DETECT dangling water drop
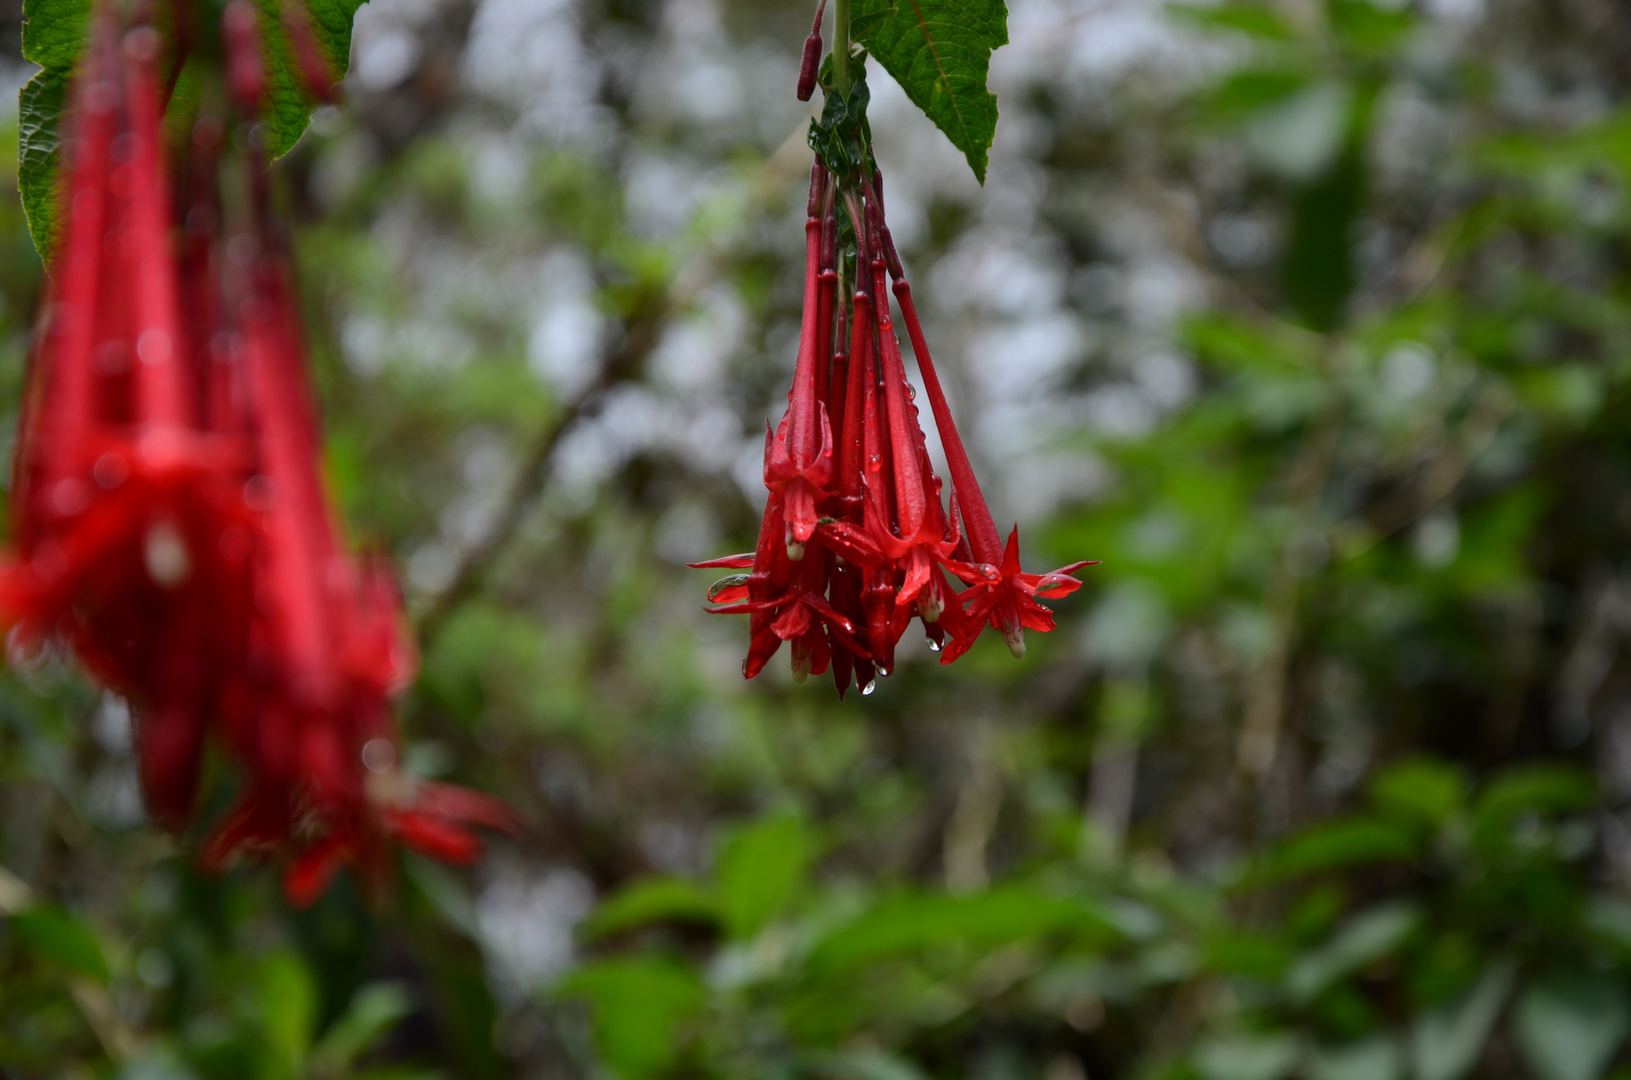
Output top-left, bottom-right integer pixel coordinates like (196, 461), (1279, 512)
(860, 679), (877, 696)
(926, 637), (942, 653)
(867, 451), (882, 473)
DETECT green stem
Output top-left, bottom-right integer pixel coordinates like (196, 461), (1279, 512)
(832, 0), (851, 96)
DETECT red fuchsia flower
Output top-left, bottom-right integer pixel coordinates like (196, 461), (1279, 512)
(201, 4), (515, 906)
(693, 163), (869, 685)
(0, 0), (515, 906)
(0, 10), (260, 826)
(206, 251), (516, 905)
(872, 171), (1096, 662)
(694, 59), (1093, 695)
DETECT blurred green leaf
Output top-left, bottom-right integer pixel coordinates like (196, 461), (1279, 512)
(1584, 895), (1631, 953)
(1327, 0), (1417, 54)
(1243, 817), (1420, 887)
(1198, 68), (1312, 124)
(582, 877), (719, 941)
(1286, 902), (1421, 1004)
(9, 906), (109, 983)
(1195, 1033), (1303, 1080)
(256, 951), (317, 1080)
(310, 981), (414, 1077)
(1168, 2), (1297, 41)
(1369, 758), (1465, 826)
(1471, 766), (1596, 853)
(559, 957), (708, 1080)
(1512, 970), (1631, 1080)
(1308, 1035), (1401, 1080)
(717, 808), (817, 939)
(1410, 959), (1515, 1080)
(804, 890), (1114, 977)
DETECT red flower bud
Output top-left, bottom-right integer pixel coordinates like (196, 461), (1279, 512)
(797, 0), (827, 101)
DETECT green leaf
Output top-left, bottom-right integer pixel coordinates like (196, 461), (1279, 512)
(18, 69), (68, 264)
(716, 809), (817, 939)
(850, 0), (1007, 183)
(1286, 902), (1421, 1004)
(16, 0), (367, 263)
(252, 0), (368, 160)
(558, 957), (707, 1080)
(1198, 68), (1313, 124)
(1242, 816), (1421, 887)
(8, 905), (109, 982)
(1167, 2), (1298, 42)
(256, 951), (317, 1080)
(581, 877), (720, 941)
(1369, 758), (1466, 826)
(310, 982), (415, 1075)
(1409, 959), (1515, 1080)
(22, 0), (90, 70)
(1308, 1036), (1402, 1080)
(1512, 971), (1631, 1080)
(807, 1049), (932, 1080)
(1471, 766), (1596, 853)
(1584, 894), (1631, 953)
(1194, 1033), (1303, 1080)
(804, 889), (1114, 976)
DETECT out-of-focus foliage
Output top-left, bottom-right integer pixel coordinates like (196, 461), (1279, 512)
(6, 0), (1631, 1077)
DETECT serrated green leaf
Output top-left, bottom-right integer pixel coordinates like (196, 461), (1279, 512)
(18, 69), (67, 263)
(22, 0), (91, 71)
(253, 0), (367, 159)
(16, 0), (368, 263)
(851, 0), (1006, 183)
(1513, 971), (1631, 1080)
(8, 905), (109, 982)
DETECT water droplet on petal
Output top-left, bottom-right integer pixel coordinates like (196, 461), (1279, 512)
(860, 679), (877, 696)
(926, 637), (941, 652)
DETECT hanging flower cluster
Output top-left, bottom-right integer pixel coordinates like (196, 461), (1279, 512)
(1, 0), (513, 905)
(694, 58), (1093, 698)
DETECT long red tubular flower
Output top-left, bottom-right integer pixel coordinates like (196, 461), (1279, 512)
(871, 170), (1096, 661)
(0, 0), (515, 905)
(697, 51), (1093, 691)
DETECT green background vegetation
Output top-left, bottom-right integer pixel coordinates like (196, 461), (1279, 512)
(5, 0), (1631, 1077)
